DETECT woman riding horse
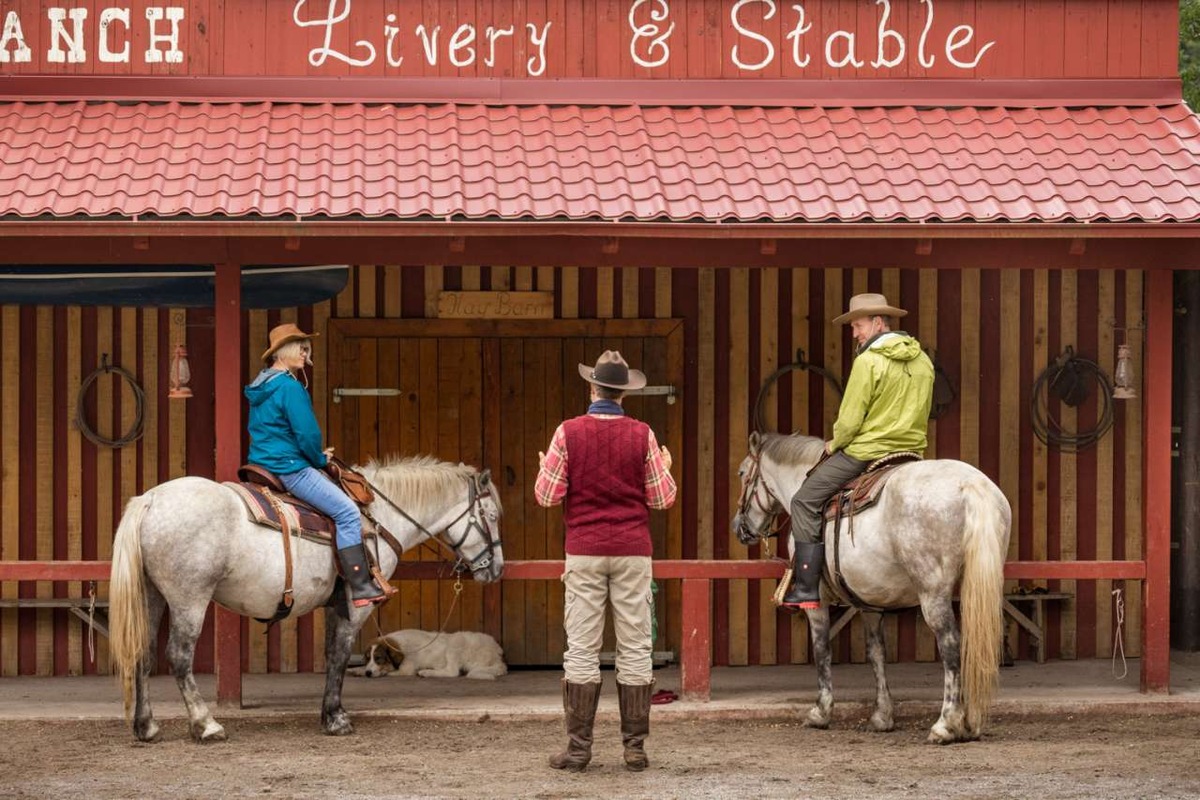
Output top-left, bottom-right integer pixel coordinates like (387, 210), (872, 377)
(245, 323), (387, 608)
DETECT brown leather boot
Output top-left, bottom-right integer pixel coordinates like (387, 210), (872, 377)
(617, 681), (654, 771)
(549, 680), (602, 772)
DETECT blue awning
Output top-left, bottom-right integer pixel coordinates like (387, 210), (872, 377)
(0, 264), (349, 308)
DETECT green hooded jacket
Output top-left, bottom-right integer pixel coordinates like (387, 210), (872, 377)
(830, 332), (934, 462)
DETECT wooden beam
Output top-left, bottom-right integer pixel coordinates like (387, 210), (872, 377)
(1142, 269), (1173, 693)
(213, 262), (243, 707)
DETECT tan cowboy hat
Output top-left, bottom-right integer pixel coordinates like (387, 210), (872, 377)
(577, 350), (648, 391)
(832, 293), (909, 325)
(261, 323), (318, 364)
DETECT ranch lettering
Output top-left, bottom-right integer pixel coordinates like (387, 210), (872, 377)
(0, 1), (994, 74)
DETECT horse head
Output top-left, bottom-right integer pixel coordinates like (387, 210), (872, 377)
(363, 457), (505, 583)
(440, 468), (505, 583)
(732, 431), (786, 545)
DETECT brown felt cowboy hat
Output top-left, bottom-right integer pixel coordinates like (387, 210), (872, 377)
(832, 293), (909, 325)
(261, 323), (318, 364)
(577, 350), (647, 391)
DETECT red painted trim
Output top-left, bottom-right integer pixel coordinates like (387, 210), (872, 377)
(213, 262), (243, 706)
(0, 76), (1179, 107)
(1, 222), (1199, 241)
(0, 559), (1153, 582)
(1142, 270), (1172, 693)
(680, 578), (712, 702)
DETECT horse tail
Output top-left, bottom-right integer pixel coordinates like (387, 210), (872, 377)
(109, 493), (153, 722)
(959, 478), (1011, 736)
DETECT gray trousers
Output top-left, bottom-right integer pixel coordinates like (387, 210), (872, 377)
(790, 451), (869, 546)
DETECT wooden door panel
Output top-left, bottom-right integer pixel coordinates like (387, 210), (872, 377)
(327, 319), (684, 667)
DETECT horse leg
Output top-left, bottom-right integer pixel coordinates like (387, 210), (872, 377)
(131, 583), (167, 742)
(167, 601), (226, 743)
(921, 595), (970, 744)
(321, 605), (364, 736)
(803, 607), (834, 729)
(863, 611), (894, 732)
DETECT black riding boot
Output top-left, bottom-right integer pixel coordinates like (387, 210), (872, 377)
(781, 541), (825, 610)
(336, 544), (388, 608)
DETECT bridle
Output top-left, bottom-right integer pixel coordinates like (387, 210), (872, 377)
(736, 447), (788, 542)
(362, 471), (500, 576)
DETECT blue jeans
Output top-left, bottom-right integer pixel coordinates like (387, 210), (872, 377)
(279, 466), (361, 550)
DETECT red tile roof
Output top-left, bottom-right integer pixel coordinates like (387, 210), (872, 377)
(2, 101), (1199, 224)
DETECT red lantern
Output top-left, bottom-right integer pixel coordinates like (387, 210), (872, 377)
(169, 344), (192, 399)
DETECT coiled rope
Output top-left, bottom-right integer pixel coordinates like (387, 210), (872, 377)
(1030, 346), (1115, 453)
(75, 355), (146, 449)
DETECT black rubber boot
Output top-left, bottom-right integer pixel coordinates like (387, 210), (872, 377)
(781, 541), (825, 611)
(336, 545), (388, 608)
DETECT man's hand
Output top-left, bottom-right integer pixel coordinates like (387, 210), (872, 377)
(660, 446), (673, 471)
(323, 446), (335, 460)
(538, 450), (546, 468)
(824, 441), (834, 455)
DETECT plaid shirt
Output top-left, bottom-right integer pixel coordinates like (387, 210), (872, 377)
(535, 415), (677, 510)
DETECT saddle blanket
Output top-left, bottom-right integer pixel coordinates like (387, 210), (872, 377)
(224, 481), (336, 545)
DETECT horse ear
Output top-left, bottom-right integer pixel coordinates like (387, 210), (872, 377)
(479, 468), (492, 486)
(748, 431), (761, 451)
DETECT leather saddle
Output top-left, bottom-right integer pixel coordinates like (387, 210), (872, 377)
(226, 465), (338, 545)
(822, 451), (923, 522)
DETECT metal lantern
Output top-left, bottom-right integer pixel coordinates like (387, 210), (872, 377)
(1112, 343), (1136, 400)
(168, 344), (193, 399)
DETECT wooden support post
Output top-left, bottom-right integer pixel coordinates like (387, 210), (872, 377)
(1142, 269), (1172, 693)
(214, 262), (243, 707)
(680, 578), (711, 702)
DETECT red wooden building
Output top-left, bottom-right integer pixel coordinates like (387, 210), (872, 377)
(0, 0), (1197, 700)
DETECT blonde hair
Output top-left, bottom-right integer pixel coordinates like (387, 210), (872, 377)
(272, 339), (310, 366)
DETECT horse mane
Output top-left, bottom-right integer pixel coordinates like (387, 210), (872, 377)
(758, 432), (826, 469)
(363, 456), (501, 516)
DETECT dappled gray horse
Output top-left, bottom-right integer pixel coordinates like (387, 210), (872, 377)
(110, 457), (503, 742)
(733, 433), (1009, 744)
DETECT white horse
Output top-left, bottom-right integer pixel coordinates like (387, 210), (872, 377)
(732, 433), (1010, 744)
(109, 456), (504, 742)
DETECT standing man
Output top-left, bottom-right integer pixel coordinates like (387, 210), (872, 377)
(535, 351), (677, 773)
(781, 293), (935, 611)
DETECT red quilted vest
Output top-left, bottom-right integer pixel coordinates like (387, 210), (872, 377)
(561, 415), (652, 557)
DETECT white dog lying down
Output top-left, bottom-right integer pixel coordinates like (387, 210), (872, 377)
(350, 630), (507, 680)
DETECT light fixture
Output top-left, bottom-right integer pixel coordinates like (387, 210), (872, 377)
(1112, 342), (1136, 400)
(168, 344), (192, 399)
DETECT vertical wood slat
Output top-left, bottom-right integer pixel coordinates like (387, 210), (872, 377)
(66, 308), (83, 674)
(1124, 272), (1144, 656)
(94, 308), (114, 674)
(790, 269), (810, 664)
(757, 269), (778, 666)
(1058, 271), (1078, 659)
(0, 307), (16, 676)
(916, 269), (938, 662)
(696, 269), (716, 563)
(246, 309), (269, 675)
(1095, 271), (1116, 656)
(35, 308), (54, 674)
(727, 269), (750, 666)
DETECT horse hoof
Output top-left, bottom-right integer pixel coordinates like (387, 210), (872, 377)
(926, 723), (957, 745)
(134, 719), (161, 743)
(192, 721), (227, 743)
(869, 714), (895, 733)
(325, 722), (355, 736)
(803, 709), (831, 729)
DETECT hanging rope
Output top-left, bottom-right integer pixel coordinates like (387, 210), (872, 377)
(753, 349), (844, 434)
(75, 355), (146, 449)
(1030, 346), (1115, 452)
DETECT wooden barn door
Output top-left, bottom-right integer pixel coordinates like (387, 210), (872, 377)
(326, 319), (684, 666)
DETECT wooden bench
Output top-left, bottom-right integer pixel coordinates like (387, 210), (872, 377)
(827, 592), (1073, 664)
(0, 597), (111, 639)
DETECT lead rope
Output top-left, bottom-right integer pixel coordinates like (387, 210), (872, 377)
(371, 574), (465, 656)
(86, 581), (97, 665)
(1111, 587), (1128, 679)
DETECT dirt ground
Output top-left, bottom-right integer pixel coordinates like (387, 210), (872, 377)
(2, 711), (1198, 800)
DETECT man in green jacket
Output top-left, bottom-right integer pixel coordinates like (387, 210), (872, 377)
(781, 293), (935, 610)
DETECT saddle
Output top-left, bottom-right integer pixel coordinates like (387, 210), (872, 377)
(820, 451), (923, 611)
(225, 464), (400, 625)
